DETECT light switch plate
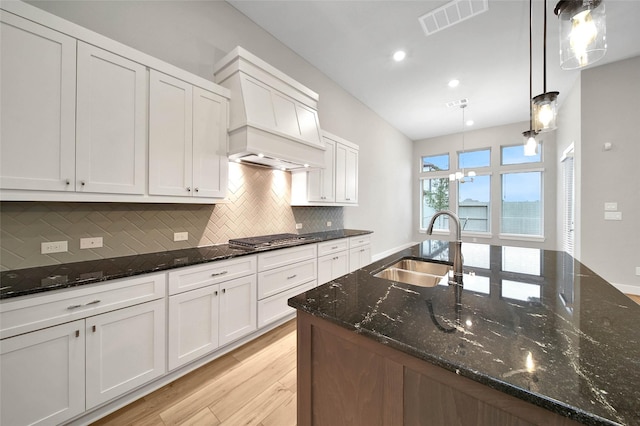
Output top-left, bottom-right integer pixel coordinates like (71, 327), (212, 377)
(604, 211), (622, 221)
(604, 202), (618, 211)
(296, 223), (303, 230)
(636, 267), (640, 276)
(174, 232), (188, 242)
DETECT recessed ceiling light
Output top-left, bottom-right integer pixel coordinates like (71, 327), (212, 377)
(448, 79), (460, 88)
(466, 120), (474, 126)
(393, 50), (406, 62)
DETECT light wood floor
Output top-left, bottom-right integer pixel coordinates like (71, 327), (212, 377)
(92, 319), (297, 426)
(628, 294), (640, 304)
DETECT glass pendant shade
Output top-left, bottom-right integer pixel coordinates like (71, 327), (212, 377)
(523, 130), (539, 156)
(532, 91), (559, 132)
(555, 0), (606, 70)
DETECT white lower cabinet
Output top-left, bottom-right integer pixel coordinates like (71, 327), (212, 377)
(348, 234), (372, 272)
(257, 245), (318, 327)
(0, 273), (166, 426)
(85, 299), (166, 409)
(167, 257), (257, 371)
(0, 320), (85, 426)
(317, 239), (350, 285)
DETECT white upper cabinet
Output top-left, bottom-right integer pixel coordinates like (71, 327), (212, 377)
(149, 70), (194, 197)
(149, 71), (228, 199)
(0, 2), (229, 203)
(336, 141), (358, 204)
(76, 42), (147, 194)
(0, 11), (77, 192)
(193, 87), (228, 198)
(307, 137), (336, 203)
(291, 131), (358, 206)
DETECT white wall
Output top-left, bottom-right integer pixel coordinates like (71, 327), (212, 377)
(26, 0), (415, 257)
(579, 56), (640, 290)
(413, 121), (558, 250)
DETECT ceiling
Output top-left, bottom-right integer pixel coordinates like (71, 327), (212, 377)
(228, 0), (640, 140)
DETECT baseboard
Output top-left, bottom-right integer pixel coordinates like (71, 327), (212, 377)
(613, 283), (640, 296)
(372, 241), (418, 263)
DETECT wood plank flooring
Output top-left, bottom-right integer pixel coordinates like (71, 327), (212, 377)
(91, 320), (297, 426)
(92, 293), (640, 426)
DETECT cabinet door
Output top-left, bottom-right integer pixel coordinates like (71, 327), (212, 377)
(308, 138), (335, 202)
(219, 275), (257, 346)
(192, 87), (228, 198)
(76, 42), (147, 195)
(0, 320), (85, 426)
(85, 299), (166, 409)
(168, 285), (220, 371)
(349, 245), (372, 272)
(149, 70), (193, 196)
(0, 12), (76, 192)
(336, 143), (358, 204)
(318, 251), (350, 286)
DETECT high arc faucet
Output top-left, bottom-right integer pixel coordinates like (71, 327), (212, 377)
(426, 210), (464, 292)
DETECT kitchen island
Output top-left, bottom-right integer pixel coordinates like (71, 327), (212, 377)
(288, 240), (640, 426)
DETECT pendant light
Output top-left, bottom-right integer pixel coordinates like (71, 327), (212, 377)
(533, 0), (560, 133)
(449, 103), (476, 183)
(554, 0), (606, 70)
(523, 0), (539, 156)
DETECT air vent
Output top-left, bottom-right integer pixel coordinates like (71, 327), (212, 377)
(446, 98), (468, 108)
(419, 0), (489, 37)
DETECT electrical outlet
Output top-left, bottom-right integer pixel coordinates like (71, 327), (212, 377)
(174, 232), (188, 242)
(295, 223), (303, 230)
(604, 211), (622, 221)
(327, 221), (332, 227)
(41, 241), (68, 254)
(604, 202), (618, 211)
(80, 237), (103, 249)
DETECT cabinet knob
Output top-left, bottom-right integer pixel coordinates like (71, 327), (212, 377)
(222, 288), (226, 294)
(65, 179), (70, 185)
(92, 325), (96, 333)
(195, 187), (199, 192)
(214, 290), (218, 296)
(75, 330), (80, 338)
(186, 187), (191, 192)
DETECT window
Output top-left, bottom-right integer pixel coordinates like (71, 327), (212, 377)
(501, 144), (542, 165)
(458, 175), (490, 233)
(459, 149), (490, 169)
(501, 172), (542, 236)
(422, 154), (449, 172)
(421, 177), (449, 230)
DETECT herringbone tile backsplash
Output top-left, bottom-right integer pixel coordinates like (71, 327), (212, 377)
(0, 163), (343, 271)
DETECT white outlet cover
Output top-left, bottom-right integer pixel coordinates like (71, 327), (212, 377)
(604, 211), (622, 221)
(174, 232), (188, 242)
(295, 223), (303, 230)
(80, 237), (103, 249)
(327, 221), (332, 227)
(604, 202), (618, 211)
(41, 241), (68, 254)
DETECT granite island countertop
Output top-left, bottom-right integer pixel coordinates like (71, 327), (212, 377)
(288, 240), (640, 426)
(0, 229), (371, 300)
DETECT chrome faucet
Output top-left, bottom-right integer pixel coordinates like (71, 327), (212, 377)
(426, 210), (463, 290)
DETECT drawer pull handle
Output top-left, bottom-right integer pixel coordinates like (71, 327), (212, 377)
(92, 325), (96, 332)
(331, 246), (338, 249)
(84, 300), (100, 306)
(67, 304), (82, 310)
(287, 274), (297, 279)
(75, 330), (80, 338)
(211, 271), (228, 277)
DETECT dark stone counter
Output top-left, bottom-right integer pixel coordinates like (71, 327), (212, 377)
(0, 229), (372, 299)
(288, 240), (640, 426)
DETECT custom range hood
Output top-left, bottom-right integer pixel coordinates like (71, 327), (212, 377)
(213, 47), (325, 170)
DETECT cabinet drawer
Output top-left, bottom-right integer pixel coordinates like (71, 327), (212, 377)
(258, 280), (316, 328)
(0, 273), (166, 340)
(349, 234), (371, 249)
(257, 244), (317, 272)
(317, 238), (349, 256)
(258, 258), (317, 300)
(168, 255), (256, 295)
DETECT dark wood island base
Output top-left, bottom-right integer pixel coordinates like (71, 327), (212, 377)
(296, 311), (582, 426)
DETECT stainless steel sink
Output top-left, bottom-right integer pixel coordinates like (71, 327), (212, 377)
(373, 258), (452, 288)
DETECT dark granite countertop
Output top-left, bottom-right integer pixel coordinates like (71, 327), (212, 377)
(0, 229), (372, 300)
(288, 240), (640, 426)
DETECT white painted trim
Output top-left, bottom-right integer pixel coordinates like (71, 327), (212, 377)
(613, 283), (640, 296)
(372, 242), (417, 262)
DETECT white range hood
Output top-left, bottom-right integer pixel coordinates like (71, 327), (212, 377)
(213, 47), (325, 170)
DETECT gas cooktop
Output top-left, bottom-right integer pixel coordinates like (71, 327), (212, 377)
(228, 233), (316, 250)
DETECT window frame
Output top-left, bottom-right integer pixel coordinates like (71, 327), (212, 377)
(499, 168), (545, 242)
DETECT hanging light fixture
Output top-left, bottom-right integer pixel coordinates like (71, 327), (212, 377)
(524, 0), (539, 156)
(554, 0), (606, 70)
(533, 0), (560, 133)
(449, 103), (476, 183)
